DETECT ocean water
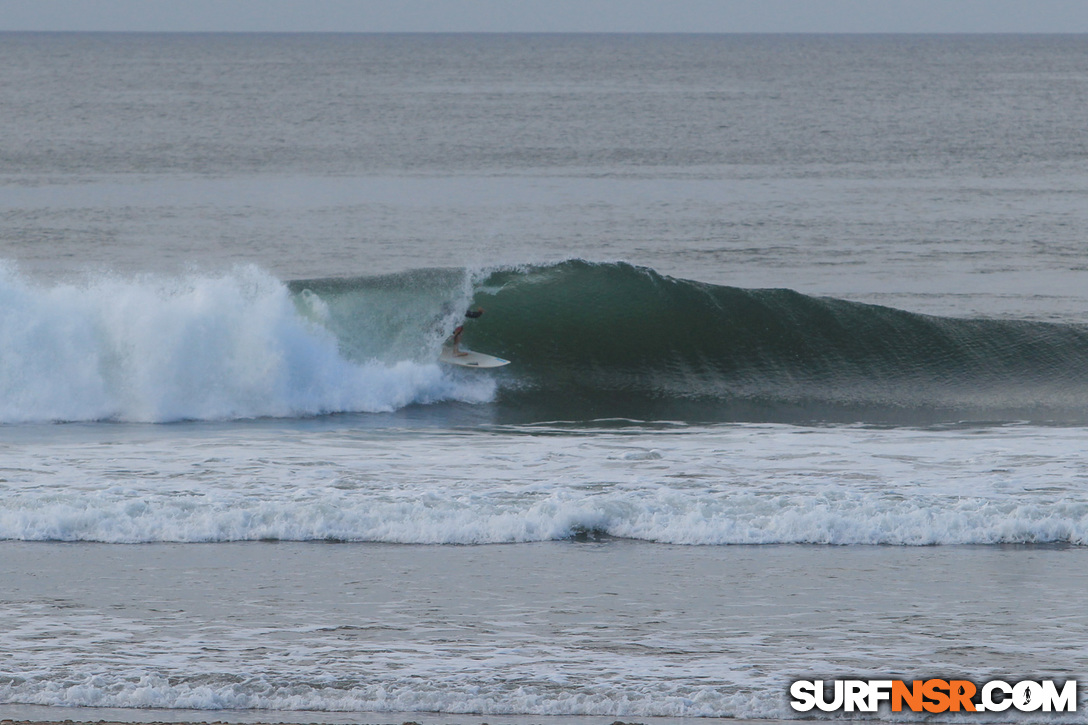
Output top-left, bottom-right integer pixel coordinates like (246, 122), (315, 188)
(2, 32), (1088, 722)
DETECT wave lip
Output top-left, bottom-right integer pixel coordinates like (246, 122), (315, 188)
(0, 264), (492, 424)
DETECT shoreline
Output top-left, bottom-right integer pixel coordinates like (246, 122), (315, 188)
(1, 713), (782, 725)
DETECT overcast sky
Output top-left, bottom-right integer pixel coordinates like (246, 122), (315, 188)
(2, 0), (1088, 34)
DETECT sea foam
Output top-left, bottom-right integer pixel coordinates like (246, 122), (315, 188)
(3, 422), (1087, 546)
(0, 264), (492, 423)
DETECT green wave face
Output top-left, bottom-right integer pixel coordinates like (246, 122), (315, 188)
(294, 261), (1088, 424)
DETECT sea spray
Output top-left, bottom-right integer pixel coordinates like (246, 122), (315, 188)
(0, 264), (493, 423)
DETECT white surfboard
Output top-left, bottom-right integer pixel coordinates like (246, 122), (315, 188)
(440, 347), (510, 368)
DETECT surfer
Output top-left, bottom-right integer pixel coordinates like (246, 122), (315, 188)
(452, 307), (484, 356)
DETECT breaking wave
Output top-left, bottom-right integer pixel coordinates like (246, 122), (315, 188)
(0, 263), (492, 423)
(5, 258), (1088, 424)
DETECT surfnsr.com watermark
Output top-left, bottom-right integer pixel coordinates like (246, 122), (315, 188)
(790, 679), (1078, 713)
